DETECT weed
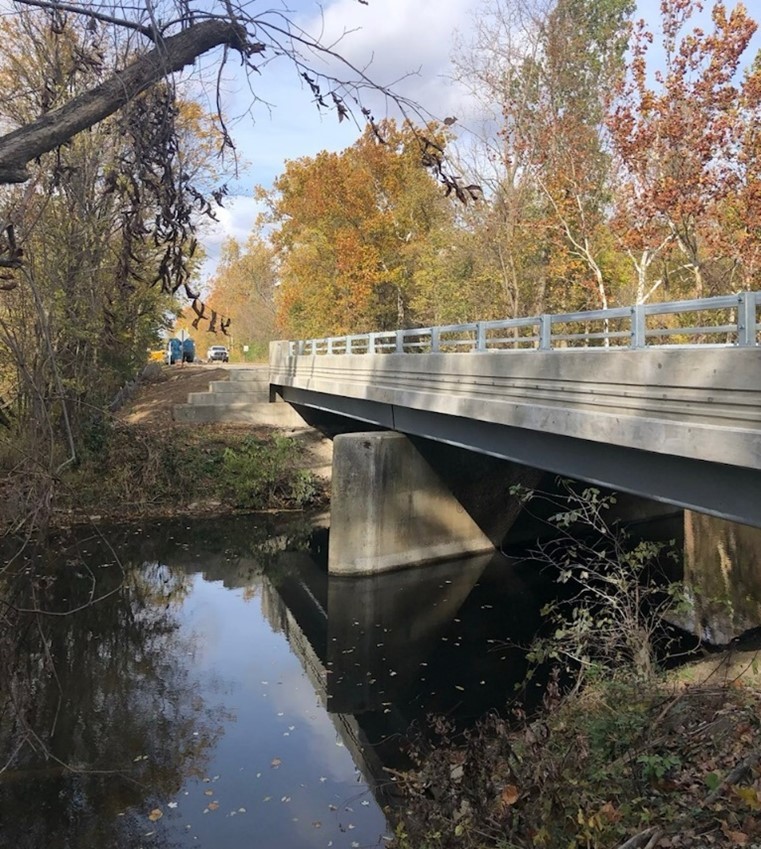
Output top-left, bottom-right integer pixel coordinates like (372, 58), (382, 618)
(221, 434), (318, 509)
(55, 426), (322, 519)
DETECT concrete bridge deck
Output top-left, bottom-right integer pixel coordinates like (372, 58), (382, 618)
(269, 293), (761, 529)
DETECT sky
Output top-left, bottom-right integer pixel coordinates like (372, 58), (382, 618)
(196, 0), (761, 283)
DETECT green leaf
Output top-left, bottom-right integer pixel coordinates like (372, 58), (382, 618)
(704, 772), (721, 791)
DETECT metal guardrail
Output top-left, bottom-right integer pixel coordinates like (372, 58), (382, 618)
(288, 292), (761, 356)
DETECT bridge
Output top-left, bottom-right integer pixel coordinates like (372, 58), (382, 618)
(269, 293), (761, 574)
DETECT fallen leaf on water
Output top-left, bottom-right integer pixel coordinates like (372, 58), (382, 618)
(204, 790), (213, 796)
(312, 821), (322, 828)
(148, 808), (163, 822)
(238, 807), (246, 813)
(271, 757), (282, 768)
(208, 801), (219, 811)
(167, 802), (178, 809)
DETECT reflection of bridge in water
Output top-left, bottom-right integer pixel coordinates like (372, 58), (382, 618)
(146, 509), (761, 811)
(258, 550), (492, 800)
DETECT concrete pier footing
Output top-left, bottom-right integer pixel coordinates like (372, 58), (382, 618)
(328, 432), (495, 576)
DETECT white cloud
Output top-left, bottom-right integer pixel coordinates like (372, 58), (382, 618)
(298, 0), (479, 119)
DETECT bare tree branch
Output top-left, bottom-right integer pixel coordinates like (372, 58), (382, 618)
(11, 0), (157, 40)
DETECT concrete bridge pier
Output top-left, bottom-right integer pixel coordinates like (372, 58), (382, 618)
(328, 431), (541, 576)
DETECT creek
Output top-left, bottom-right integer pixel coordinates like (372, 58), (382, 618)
(0, 509), (759, 848)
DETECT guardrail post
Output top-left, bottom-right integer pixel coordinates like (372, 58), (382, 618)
(431, 327), (440, 353)
(539, 315), (552, 350)
(395, 330), (404, 353)
(475, 322), (486, 351)
(631, 304), (646, 348)
(737, 292), (757, 347)
(327, 338), (334, 354)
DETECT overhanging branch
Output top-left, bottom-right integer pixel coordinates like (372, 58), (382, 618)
(0, 18), (262, 184)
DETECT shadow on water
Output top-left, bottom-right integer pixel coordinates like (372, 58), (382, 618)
(263, 546), (549, 798)
(0, 535), (224, 849)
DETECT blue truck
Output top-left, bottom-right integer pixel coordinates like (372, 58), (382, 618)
(165, 337), (196, 364)
(182, 337), (196, 363)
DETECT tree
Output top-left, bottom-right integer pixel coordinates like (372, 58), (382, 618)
(517, 0), (635, 310)
(0, 1), (452, 531)
(182, 235), (278, 360)
(607, 0), (761, 298)
(0, 11), (220, 529)
(0, 0), (387, 185)
(0, 0), (457, 299)
(450, 0), (554, 318)
(265, 120), (459, 338)
(453, 0), (634, 313)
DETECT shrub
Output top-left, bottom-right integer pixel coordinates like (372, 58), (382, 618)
(518, 480), (682, 689)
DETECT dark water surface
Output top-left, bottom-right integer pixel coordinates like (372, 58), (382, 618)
(3, 509), (760, 849)
(0, 515), (546, 849)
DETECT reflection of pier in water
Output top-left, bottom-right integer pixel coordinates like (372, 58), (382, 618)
(259, 551), (491, 799)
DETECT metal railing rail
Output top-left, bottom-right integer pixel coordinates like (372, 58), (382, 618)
(288, 292), (761, 357)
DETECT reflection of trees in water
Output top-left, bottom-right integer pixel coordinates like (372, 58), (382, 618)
(0, 535), (224, 849)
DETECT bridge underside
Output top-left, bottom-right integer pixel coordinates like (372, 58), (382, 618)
(279, 385), (761, 530)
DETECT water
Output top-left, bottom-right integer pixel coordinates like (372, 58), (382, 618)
(0, 515), (546, 849)
(3, 509), (760, 848)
